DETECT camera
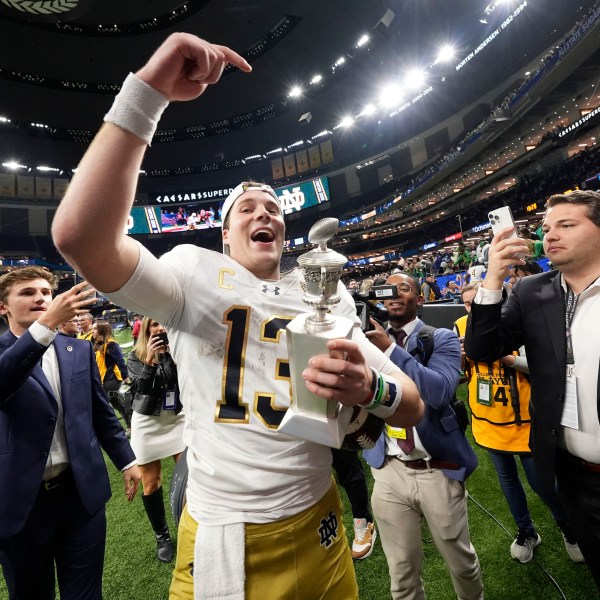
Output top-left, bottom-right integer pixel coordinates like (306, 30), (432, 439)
(155, 331), (169, 347)
(350, 285), (398, 332)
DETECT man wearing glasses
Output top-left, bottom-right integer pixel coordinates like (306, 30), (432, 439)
(365, 272), (483, 600)
(58, 317), (79, 338)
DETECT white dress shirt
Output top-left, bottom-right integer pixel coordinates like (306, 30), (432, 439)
(383, 317), (431, 460)
(28, 321), (71, 479)
(475, 278), (600, 462)
(28, 321), (136, 477)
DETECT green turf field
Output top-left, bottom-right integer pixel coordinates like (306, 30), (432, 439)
(112, 325), (135, 356)
(0, 385), (595, 598)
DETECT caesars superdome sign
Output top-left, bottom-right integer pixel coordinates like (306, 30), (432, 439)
(154, 188), (233, 204)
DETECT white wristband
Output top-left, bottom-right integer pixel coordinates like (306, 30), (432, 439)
(367, 373), (402, 420)
(104, 73), (169, 145)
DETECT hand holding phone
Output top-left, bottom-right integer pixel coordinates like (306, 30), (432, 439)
(155, 331), (169, 347)
(489, 206), (528, 261)
(488, 206), (517, 239)
(484, 206), (529, 289)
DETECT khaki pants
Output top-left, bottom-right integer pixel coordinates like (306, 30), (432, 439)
(372, 458), (483, 600)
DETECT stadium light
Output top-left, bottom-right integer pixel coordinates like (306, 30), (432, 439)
(435, 44), (456, 63)
(2, 161), (26, 170)
(356, 34), (369, 48)
(405, 69), (426, 89)
(338, 116), (354, 128)
(288, 86), (303, 98)
(359, 104), (376, 117)
(378, 83), (403, 107)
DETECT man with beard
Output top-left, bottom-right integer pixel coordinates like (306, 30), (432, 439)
(364, 272), (482, 600)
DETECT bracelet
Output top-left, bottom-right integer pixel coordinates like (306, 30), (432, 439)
(37, 321), (58, 335)
(360, 368), (378, 405)
(104, 73), (170, 145)
(375, 372), (387, 404)
(365, 373), (402, 419)
(369, 372), (387, 410)
(369, 367), (377, 396)
(361, 368), (381, 408)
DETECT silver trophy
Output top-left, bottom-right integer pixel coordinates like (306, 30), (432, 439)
(278, 218), (354, 447)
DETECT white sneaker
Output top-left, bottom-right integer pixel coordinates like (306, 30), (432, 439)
(510, 530), (541, 563)
(351, 518), (377, 560)
(561, 533), (585, 563)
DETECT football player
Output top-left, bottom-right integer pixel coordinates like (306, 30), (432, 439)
(52, 33), (424, 600)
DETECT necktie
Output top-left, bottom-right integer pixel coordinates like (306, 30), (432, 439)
(390, 328), (407, 347)
(397, 427), (415, 454)
(389, 328), (415, 454)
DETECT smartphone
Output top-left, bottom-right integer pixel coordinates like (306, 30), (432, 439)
(488, 206), (517, 239)
(488, 206), (528, 259)
(155, 331), (169, 347)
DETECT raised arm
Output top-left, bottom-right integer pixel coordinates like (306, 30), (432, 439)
(52, 33), (251, 293)
(465, 227), (529, 361)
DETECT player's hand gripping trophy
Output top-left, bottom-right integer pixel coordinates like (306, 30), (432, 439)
(278, 218), (355, 446)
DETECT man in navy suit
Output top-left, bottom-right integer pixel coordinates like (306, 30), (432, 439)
(0, 266), (142, 599)
(365, 273), (483, 600)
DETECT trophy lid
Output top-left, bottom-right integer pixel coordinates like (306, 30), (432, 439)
(297, 218), (347, 269)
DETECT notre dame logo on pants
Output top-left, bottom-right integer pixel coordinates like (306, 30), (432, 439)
(169, 482), (358, 599)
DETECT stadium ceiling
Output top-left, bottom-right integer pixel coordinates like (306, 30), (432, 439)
(0, 0), (597, 183)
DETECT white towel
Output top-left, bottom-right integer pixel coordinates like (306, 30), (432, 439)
(194, 522), (245, 600)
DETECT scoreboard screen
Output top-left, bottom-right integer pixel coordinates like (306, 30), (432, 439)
(126, 177), (330, 235)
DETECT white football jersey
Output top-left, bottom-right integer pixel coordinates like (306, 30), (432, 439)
(108, 242), (402, 524)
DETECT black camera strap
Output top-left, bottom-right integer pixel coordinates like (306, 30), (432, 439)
(409, 324), (469, 433)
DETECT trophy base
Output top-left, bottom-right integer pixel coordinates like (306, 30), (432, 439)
(278, 404), (354, 448)
(278, 312), (355, 447)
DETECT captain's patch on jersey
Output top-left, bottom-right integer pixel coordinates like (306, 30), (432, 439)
(318, 510), (338, 548)
(261, 284), (281, 295)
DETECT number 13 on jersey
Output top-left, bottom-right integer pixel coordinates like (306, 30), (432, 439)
(215, 306), (294, 428)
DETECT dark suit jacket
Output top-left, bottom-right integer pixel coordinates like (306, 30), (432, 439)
(464, 270), (594, 494)
(364, 320), (477, 482)
(0, 329), (135, 538)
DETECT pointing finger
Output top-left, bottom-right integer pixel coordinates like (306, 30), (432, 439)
(214, 44), (252, 72)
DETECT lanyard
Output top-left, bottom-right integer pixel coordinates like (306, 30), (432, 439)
(565, 288), (579, 366)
